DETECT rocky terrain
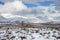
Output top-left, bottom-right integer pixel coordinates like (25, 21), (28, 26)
(0, 26), (60, 40)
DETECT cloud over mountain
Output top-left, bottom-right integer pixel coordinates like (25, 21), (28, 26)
(0, 0), (60, 23)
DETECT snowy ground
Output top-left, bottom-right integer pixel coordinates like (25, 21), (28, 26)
(0, 27), (60, 40)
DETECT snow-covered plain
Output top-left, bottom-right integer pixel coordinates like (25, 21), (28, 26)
(0, 27), (60, 40)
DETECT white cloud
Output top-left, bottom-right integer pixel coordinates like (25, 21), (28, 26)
(0, 1), (30, 20)
(11, 1), (27, 11)
(0, 0), (27, 13)
(0, 0), (60, 11)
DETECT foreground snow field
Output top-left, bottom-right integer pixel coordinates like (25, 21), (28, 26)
(0, 27), (60, 40)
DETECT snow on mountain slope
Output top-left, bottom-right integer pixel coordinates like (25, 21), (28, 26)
(0, 15), (7, 21)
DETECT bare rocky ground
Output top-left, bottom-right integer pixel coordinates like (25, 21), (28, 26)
(0, 26), (60, 40)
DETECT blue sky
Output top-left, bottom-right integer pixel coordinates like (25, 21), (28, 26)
(24, 1), (54, 8)
(0, 1), (4, 5)
(0, 1), (55, 8)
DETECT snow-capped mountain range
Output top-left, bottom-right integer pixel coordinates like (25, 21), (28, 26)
(0, 1), (60, 23)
